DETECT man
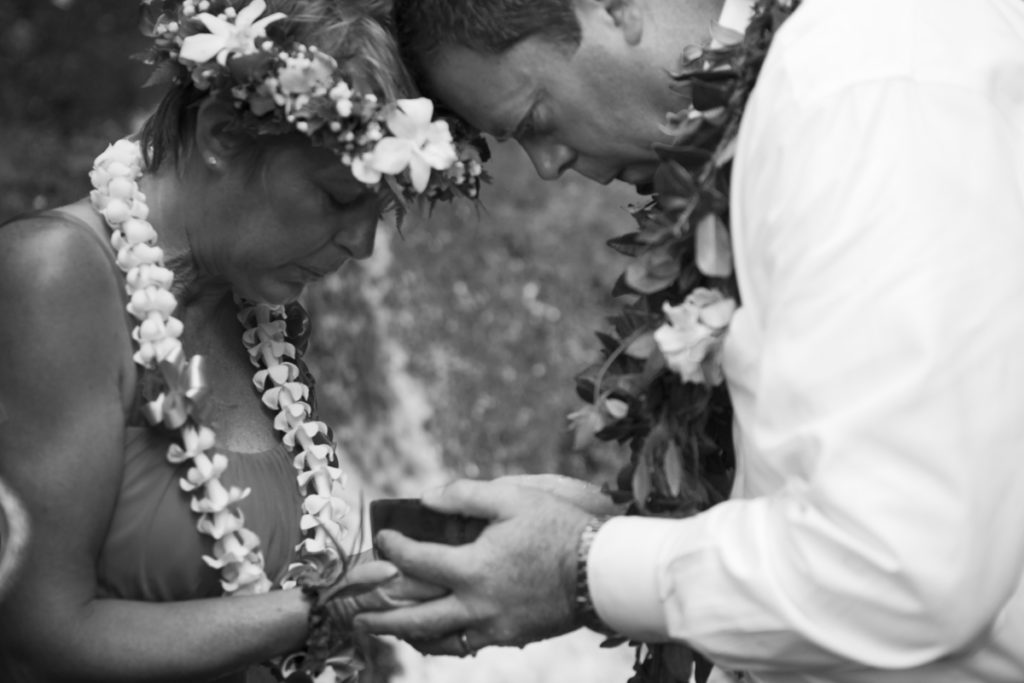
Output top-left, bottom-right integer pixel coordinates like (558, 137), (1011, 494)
(355, 1), (1024, 681)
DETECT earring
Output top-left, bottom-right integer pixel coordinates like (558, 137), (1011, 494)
(206, 155), (219, 168)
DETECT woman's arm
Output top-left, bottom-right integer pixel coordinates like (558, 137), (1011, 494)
(0, 217), (313, 682)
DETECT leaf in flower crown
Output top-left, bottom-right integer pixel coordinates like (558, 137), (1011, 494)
(141, 60), (181, 88)
(227, 50), (276, 84)
(138, 0), (162, 38)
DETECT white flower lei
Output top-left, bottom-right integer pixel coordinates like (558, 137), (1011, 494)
(90, 138), (353, 681)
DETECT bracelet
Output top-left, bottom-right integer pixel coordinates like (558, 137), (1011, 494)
(301, 582), (333, 671)
(575, 515), (616, 636)
(274, 576), (362, 682)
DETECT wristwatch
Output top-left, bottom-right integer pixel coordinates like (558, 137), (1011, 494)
(574, 515), (618, 636)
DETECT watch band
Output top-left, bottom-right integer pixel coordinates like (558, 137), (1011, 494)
(575, 515), (616, 636)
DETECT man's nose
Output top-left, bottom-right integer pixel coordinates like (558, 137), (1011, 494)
(522, 140), (577, 180)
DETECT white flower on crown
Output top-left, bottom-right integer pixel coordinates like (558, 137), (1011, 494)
(329, 81), (354, 118)
(353, 98), (459, 192)
(179, 0), (286, 66)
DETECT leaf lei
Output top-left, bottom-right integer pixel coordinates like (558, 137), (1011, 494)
(570, 1), (801, 681)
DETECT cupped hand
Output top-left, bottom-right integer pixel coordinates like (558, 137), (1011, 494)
(352, 479), (595, 656)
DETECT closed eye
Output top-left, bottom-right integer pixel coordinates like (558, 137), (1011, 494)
(323, 187), (372, 210)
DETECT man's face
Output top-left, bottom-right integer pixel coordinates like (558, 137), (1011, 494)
(423, 19), (681, 188)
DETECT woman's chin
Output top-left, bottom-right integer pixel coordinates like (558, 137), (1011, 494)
(237, 279), (306, 307)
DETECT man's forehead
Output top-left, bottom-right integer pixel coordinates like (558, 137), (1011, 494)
(425, 43), (536, 136)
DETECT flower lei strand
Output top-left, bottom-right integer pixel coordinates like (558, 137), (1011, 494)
(140, 0), (488, 204)
(90, 138), (361, 683)
(568, 2), (801, 682)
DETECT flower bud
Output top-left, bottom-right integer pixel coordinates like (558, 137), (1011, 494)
(102, 199), (132, 225)
(106, 177), (136, 201)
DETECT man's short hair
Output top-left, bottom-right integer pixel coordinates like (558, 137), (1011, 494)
(393, 0), (583, 68)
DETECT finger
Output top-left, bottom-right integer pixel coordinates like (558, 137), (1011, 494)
(353, 593), (467, 641)
(380, 574), (448, 604)
(341, 559), (400, 585)
(375, 530), (468, 587)
(422, 478), (538, 520)
(499, 473), (592, 494)
(499, 474), (620, 510)
(409, 631), (481, 658)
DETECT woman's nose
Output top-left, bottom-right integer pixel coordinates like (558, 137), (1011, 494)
(335, 206), (378, 260)
(523, 140), (577, 180)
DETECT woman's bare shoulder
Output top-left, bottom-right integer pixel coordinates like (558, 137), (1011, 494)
(0, 210), (132, 407)
(0, 210), (116, 290)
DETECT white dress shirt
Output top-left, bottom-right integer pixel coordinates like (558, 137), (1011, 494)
(588, 0), (1024, 681)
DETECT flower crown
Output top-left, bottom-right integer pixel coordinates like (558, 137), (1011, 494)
(139, 0), (487, 202)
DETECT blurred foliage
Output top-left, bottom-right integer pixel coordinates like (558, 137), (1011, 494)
(0, 0), (155, 219)
(0, 0), (642, 493)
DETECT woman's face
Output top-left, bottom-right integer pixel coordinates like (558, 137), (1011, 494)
(193, 142), (381, 305)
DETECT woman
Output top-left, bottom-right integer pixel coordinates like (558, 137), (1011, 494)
(0, 0), (481, 680)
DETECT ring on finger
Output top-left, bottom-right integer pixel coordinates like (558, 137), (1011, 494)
(458, 630), (476, 658)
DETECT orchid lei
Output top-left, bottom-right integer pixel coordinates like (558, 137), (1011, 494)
(89, 138), (360, 682)
(568, 2), (801, 682)
(140, 0), (487, 203)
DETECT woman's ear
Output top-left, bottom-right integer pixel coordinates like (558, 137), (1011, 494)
(194, 97), (244, 172)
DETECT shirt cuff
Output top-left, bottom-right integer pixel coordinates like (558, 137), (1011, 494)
(587, 515), (682, 641)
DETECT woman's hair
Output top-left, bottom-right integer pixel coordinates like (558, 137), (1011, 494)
(140, 0), (414, 170)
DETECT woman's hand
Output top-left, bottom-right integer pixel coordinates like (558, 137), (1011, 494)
(319, 559), (446, 632)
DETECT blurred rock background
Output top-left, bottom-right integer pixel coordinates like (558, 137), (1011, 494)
(0, 1), (643, 680)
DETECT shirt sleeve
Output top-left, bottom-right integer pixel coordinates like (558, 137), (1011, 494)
(587, 71), (1024, 672)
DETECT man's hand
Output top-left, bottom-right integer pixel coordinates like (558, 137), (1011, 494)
(352, 479), (596, 655)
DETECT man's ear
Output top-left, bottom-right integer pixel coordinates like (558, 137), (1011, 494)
(597, 0), (644, 45)
(194, 97), (244, 172)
